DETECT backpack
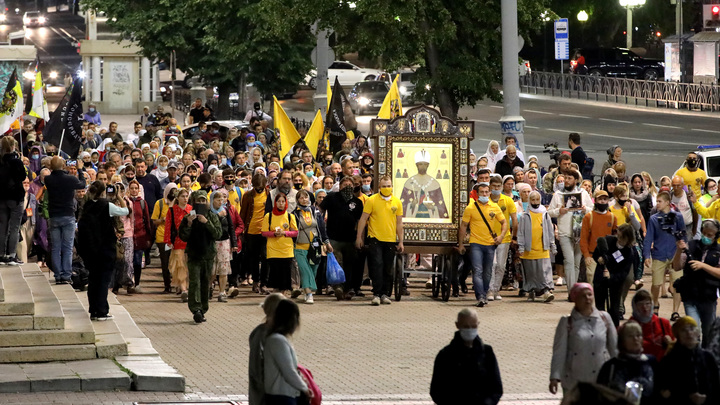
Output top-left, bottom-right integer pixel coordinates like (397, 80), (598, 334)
(582, 156), (595, 180)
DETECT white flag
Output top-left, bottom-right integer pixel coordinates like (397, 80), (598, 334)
(29, 70), (49, 121)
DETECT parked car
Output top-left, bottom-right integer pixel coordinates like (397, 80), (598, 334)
(182, 120), (250, 140)
(348, 81), (390, 115)
(306, 61), (386, 88)
(22, 11), (45, 27)
(570, 47), (664, 80)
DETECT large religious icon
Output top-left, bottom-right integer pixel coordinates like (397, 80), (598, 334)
(396, 147), (451, 222)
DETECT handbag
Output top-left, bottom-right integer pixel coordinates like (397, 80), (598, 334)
(297, 364), (321, 405)
(299, 208), (322, 265)
(115, 239), (125, 261)
(325, 253), (346, 285)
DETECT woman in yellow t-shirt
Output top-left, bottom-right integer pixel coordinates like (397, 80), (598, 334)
(517, 191), (557, 303)
(262, 194), (298, 294)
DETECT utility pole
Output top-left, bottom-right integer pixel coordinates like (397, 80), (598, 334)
(312, 24), (331, 116)
(499, 0), (526, 158)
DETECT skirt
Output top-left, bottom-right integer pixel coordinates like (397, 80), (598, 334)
(267, 257), (293, 291)
(521, 258), (554, 293)
(169, 249), (189, 289)
(213, 239), (232, 276)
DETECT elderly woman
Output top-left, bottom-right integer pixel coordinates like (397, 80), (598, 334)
(483, 140), (501, 172)
(657, 316), (720, 405)
(516, 182), (532, 214)
(597, 321), (657, 404)
(629, 289), (674, 361)
(550, 283), (618, 396)
(517, 190), (556, 302)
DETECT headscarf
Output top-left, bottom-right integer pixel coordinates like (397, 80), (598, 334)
(602, 174), (617, 193)
(209, 189), (227, 214)
(272, 193), (288, 216)
(631, 292), (653, 324)
(484, 140), (500, 172)
(163, 183), (178, 203)
(629, 173), (650, 202)
(569, 282), (593, 303)
(671, 316), (698, 338)
(97, 138), (113, 152)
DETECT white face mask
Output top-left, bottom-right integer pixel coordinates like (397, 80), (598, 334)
(710, 188), (718, 196)
(459, 328), (478, 342)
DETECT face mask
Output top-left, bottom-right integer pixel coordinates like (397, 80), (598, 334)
(478, 196), (489, 204)
(159, 165), (168, 171)
(151, 149), (158, 154)
(710, 189), (718, 196)
(353, 185), (362, 193)
(380, 187), (393, 197)
(362, 184), (371, 192)
(89, 108), (95, 112)
(212, 130), (219, 134)
(595, 203), (608, 212)
(702, 236), (714, 246)
(556, 182), (564, 190)
(618, 199), (628, 206)
(491, 189), (501, 196)
(352, 169), (360, 176)
(340, 186), (354, 200)
(31, 154), (39, 160)
(459, 328), (478, 342)
(126, 176), (135, 182)
(190, 175), (197, 182)
(531, 203), (540, 209)
(224, 179), (234, 185)
(687, 158), (698, 168)
(84, 161), (92, 168)
(306, 171), (314, 178)
(247, 141), (256, 147)
(324, 159), (333, 166)
(294, 183), (303, 190)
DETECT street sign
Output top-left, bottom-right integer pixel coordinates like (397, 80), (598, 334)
(554, 18), (569, 61)
(554, 18), (569, 41)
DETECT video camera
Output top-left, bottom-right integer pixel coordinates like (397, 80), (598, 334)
(543, 142), (561, 163)
(660, 211), (689, 255)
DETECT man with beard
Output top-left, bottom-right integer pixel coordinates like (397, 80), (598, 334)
(321, 176), (364, 299)
(264, 170), (297, 214)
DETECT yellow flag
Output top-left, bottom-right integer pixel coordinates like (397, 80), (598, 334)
(326, 79), (332, 111)
(273, 96), (301, 160)
(346, 130), (355, 140)
(378, 75), (403, 119)
(304, 109), (324, 158)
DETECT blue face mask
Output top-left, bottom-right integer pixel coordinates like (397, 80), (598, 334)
(702, 236), (714, 246)
(491, 189), (501, 196)
(306, 171), (314, 178)
(362, 184), (371, 192)
(478, 196), (489, 204)
(247, 141), (256, 147)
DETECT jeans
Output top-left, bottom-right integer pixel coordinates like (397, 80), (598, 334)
(132, 249), (144, 286)
(684, 300), (718, 348)
(0, 199), (24, 257)
(329, 239), (358, 292)
(366, 238), (396, 297)
(490, 242), (510, 293)
(558, 236), (582, 291)
(469, 243), (497, 301)
(49, 216), (76, 281)
(157, 243), (172, 289)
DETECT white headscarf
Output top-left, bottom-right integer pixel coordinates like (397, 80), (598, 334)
(484, 140), (500, 172)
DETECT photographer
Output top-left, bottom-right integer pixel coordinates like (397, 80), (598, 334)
(644, 191), (686, 320)
(672, 219), (720, 347)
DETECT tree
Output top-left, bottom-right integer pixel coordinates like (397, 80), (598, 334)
(281, 0), (550, 119)
(82, 0), (314, 119)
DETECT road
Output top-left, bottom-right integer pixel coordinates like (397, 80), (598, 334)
(282, 91), (720, 181)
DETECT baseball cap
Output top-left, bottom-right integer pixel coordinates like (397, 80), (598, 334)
(594, 190), (608, 199)
(168, 161), (179, 170)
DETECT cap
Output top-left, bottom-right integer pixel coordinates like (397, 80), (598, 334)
(168, 161), (179, 169)
(594, 190), (608, 199)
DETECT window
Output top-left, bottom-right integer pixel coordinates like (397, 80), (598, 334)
(704, 156), (720, 177)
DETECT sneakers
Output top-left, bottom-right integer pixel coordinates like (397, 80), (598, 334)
(371, 296), (381, 306)
(634, 280), (644, 290)
(542, 291), (555, 303)
(180, 291), (188, 302)
(487, 293), (494, 302)
(193, 310), (204, 323)
(127, 286), (137, 294)
(228, 287), (240, 298)
(380, 295), (392, 305)
(476, 300), (485, 307)
(494, 293), (502, 301)
(95, 314), (114, 321)
(291, 289), (303, 299)
(0, 256), (8, 265)
(425, 278), (433, 289)
(528, 290), (536, 302)
(305, 295), (314, 304)
(218, 293), (227, 302)
(7, 256), (22, 265)
(555, 277), (565, 286)
(252, 282), (260, 293)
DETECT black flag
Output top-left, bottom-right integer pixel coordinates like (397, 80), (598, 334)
(324, 77), (356, 153)
(45, 78), (84, 158)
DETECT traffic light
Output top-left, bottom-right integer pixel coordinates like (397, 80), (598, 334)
(704, 4), (720, 29)
(713, 5), (720, 18)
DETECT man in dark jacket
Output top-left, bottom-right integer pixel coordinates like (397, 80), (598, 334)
(494, 145), (524, 177)
(0, 137), (27, 265)
(430, 309), (503, 405)
(45, 156), (86, 283)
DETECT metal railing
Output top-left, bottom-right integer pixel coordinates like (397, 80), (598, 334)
(519, 72), (720, 112)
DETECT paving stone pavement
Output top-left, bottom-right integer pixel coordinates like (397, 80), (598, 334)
(3, 262), (706, 404)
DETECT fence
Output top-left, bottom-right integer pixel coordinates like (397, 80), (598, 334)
(173, 89), (312, 130)
(519, 72), (720, 112)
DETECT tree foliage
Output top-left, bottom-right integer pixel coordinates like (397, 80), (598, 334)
(278, 0), (550, 119)
(82, 0), (315, 118)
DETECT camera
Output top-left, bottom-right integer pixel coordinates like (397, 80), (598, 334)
(543, 142), (561, 163)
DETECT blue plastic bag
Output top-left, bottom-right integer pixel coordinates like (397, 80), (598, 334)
(325, 253), (346, 285)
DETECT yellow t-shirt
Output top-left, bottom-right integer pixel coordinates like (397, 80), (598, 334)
(226, 187), (242, 215)
(363, 194), (403, 243)
(248, 191), (268, 235)
(262, 212), (297, 259)
(151, 199), (171, 243)
(461, 199), (505, 246)
(492, 194), (517, 244)
(521, 211), (550, 260)
(675, 167), (706, 198)
(190, 182), (201, 191)
(609, 204), (639, 227)
(357, 193), (368, 205)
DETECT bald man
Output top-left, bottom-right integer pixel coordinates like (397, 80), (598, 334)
(671, 175), (696, 236)
(44, 156), (86, 284)
(430, 309), (503, 405)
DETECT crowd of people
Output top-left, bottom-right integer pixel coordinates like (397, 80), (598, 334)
(2, 99), (720, 404)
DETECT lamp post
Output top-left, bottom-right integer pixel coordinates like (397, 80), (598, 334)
(577, 10), (588, 47)
(620, 0), (646, 49)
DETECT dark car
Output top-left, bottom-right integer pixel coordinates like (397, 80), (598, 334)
(571, 47), (665, 80)
(348, 81), (390, 115)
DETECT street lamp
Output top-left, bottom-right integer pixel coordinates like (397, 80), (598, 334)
(577, 10), (588, 22)
(619, 0), (646, 48)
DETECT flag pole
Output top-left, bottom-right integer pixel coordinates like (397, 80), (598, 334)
(58, 128), (65, 155)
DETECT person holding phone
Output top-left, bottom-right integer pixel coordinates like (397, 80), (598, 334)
(179, 190), (222, 323)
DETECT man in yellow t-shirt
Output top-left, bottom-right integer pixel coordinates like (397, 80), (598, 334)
(458, 182), (508, 307)
(674, 152), (707, 199)
(488, 176), (518, 301)
(356, 175), (404, 306)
